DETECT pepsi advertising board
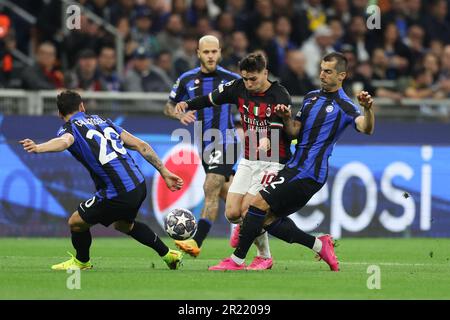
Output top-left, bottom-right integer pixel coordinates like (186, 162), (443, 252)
(0, 115), (449, 238)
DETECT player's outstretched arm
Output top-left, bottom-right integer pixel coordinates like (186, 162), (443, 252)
(275, 104), (301, 138)
(120, 130), (183, 191)
(164, 101), (182, 120)
(165, 101), (197, 125)
(355, 91), (375, 135)
(19, 133), (74, 153)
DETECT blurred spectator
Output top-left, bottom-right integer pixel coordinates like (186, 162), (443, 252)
(215, 12), (235, 43)
(341, 47), (374, 98)
(62, 14), (106, 67)
(115, 16), (137, 63)
(157, 13), (184, 54)
(423, 52), (440, 84)
(21, 42), (64, 90)
(34, 0), (62, 50)
(65, 49), (105, 91)
(350, 0), (369, 16)
(342, 15), (371, 63)
(110, 0), (136, 26)
(225, 0), (249, 31)
(272, 0), (293, 17)
(379, 22), (412, 79)
(86, 0), (112, 23)
(196, 16), (214, 36)
(326, 0), (352, 26)
(1, 13), (14, 88)
(404, 67), (444, 99)
(403, 24), (426, 70)
(98, 46), (121, 91)
(146, 0), (172, 33)
(423, 0), (450, 44)
(279, 50), (315, 96)
(383, 0), (409, 40)
(172, 0), (189, 16)
(292, 0), (327, 46)
(155, 50), (176, 81)
(130, 6), (161, 58)
(250, 19), (280, 76)
(438, 45), (450, 97)
(429, 39), (445, 59)
(328, 17), (345, 52)
(301, 25), (335, 81)
(186, 0), (220, 27)
(222, 30), (249, 72)
(246, 0), (274, 41)
(405, 0), (425, 26)
(173, 33), (198, 75)
(123, 46), (172, 92)
(356, 61), (404, 102)
(274, 16), (296, 75)
(371, 47), (390, 80)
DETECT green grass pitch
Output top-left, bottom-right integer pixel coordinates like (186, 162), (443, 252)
(1, 237), (449, 300)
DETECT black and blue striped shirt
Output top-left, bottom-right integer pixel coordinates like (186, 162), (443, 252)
(57, 112), (145, 200)
(169, 66), (240, 149)
(287, 88), (361, 183)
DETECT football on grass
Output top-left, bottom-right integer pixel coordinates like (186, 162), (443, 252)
(164, 208), (197, 240)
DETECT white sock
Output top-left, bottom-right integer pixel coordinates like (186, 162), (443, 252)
(312, 237), (323, 253)
(254, 231), (271, 259)
(231, 254), (245, 265)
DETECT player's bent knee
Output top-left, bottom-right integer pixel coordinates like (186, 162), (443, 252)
(114, 221), (133, 233)
(68, 211), (90, 231)
(263, 212), (278, 227)
(225, 208), (241, 224)
(250, 194), (270, 211)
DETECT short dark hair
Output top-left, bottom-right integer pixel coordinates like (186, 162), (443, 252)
(239, 52), (267, 73)
(57, 90), (82, 116)
(322, 52), (348, 73)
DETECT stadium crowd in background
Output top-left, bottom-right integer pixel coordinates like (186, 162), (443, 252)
(1, 0), (450, 116)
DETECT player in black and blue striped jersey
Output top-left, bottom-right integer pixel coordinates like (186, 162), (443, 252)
(164, 35), (241, 257)
(208, 52), (375, 271)
(19, 90), (184, 271)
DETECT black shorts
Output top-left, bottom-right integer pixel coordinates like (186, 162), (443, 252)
(78, 183), (147, 227)
(201, 143), (238, 181)
(260, 167), (324, 217)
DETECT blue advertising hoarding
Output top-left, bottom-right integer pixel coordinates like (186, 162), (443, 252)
(0, 114), (449, 238)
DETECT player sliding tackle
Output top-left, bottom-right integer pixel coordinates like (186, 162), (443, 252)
(176, 52), (293, 270)
(20, 90), (184, 270)
(181, 52), (375, 271)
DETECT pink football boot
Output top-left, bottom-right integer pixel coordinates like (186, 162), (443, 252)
(246, 256), (274, 270)
(316, 235), (339, 271)
(208, 257), (246, 271)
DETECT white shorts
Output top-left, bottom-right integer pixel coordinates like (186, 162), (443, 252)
(228, 158), (285, 195)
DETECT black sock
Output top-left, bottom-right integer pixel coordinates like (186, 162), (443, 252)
(193, 218), (212, 247)
(127, 221), (169, 256)
(265, 217), (315, 249)
(71, 230), (92, 263)
(233, 206), (266, 260)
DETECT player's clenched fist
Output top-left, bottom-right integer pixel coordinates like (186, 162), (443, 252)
(19, 139), (39, 153)
(356, 91), (373, 109)
(275, 104), (292, 119)
(175, 101), (188, 114)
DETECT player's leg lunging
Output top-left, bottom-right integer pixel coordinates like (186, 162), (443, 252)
(176, 173), (225, 257)
(113, 220), (182, 270)
(51, 211), (93, 270)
